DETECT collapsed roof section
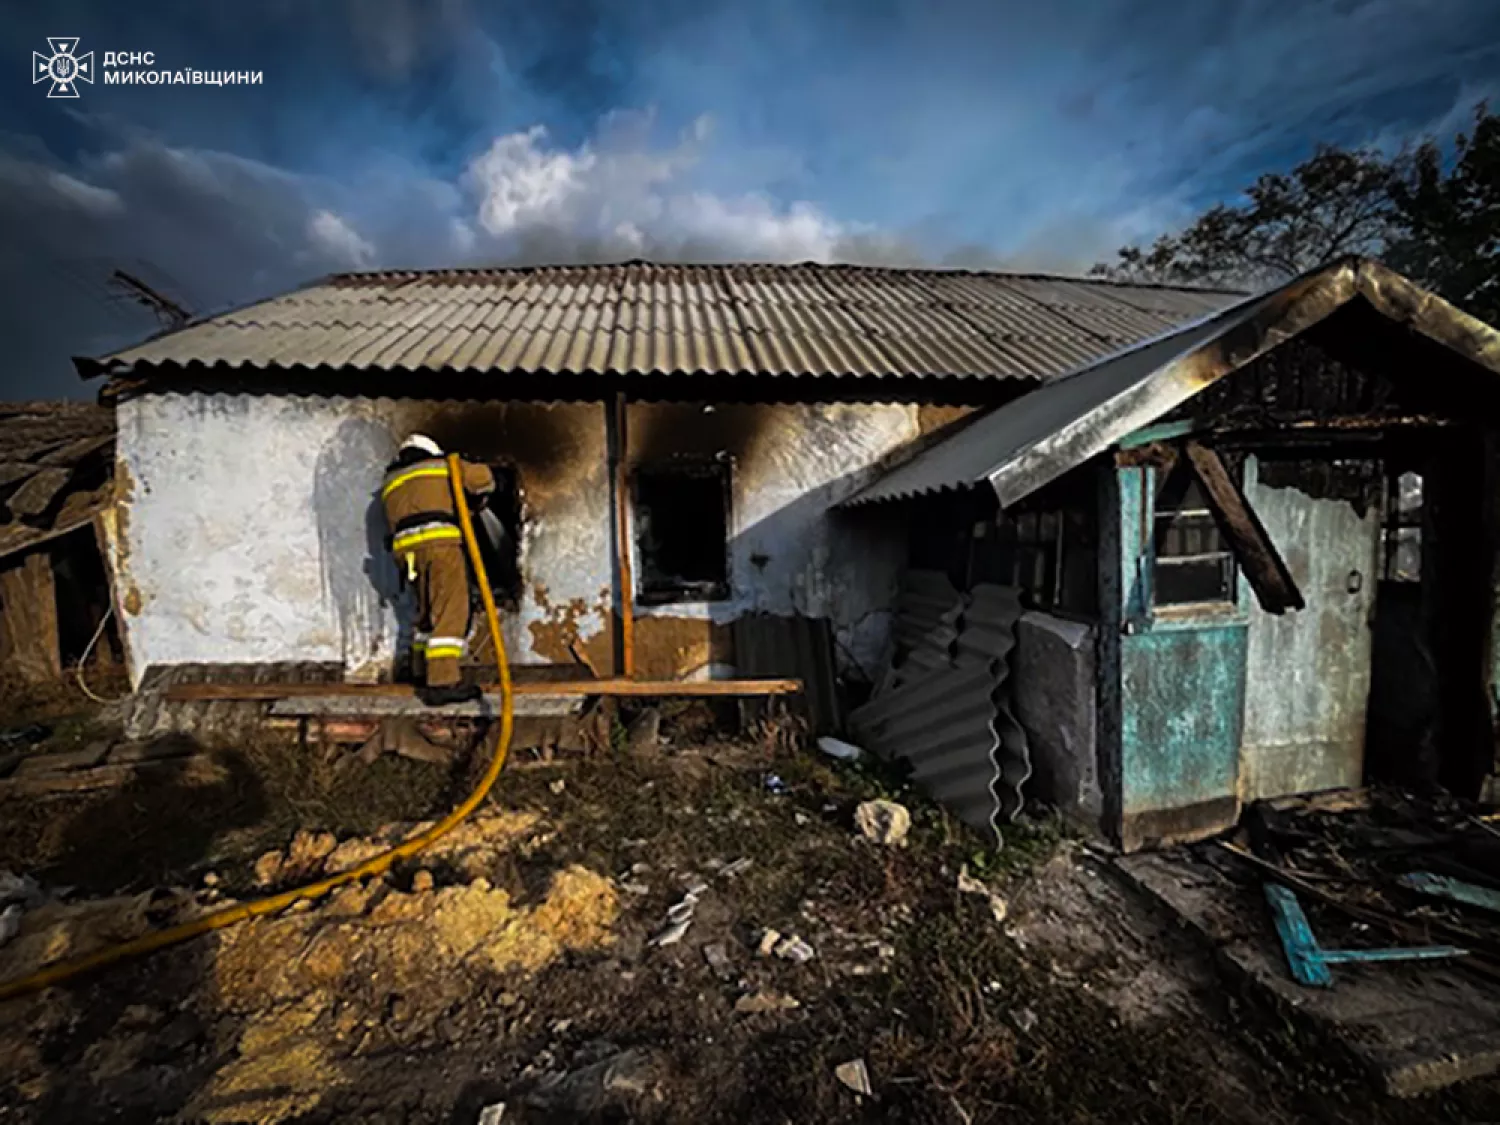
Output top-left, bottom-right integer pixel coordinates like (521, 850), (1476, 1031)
(844, 258), (1500, 510)
(0, 401), (115, 558)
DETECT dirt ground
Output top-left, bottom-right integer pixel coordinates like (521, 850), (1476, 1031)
(4, 691), (1500, 1124)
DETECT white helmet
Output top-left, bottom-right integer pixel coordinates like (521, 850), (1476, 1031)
(401, 433), (443, 458)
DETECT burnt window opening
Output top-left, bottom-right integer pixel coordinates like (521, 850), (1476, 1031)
(1382, 469), (1423, 583)
(634, 461), (731, 606)
(473, 465), (522, 607)
(966, 472), (1098, 617)
(1153, 461), (1236, 606)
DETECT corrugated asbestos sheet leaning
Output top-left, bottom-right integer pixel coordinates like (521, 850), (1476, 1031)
(849, 573), (1031, 844)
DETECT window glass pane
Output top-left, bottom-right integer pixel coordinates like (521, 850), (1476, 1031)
(1156, 557), (1234, 605)
(1153, 462), (1235, 605)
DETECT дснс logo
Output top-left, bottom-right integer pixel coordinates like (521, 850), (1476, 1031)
(33, 38), (94, 98)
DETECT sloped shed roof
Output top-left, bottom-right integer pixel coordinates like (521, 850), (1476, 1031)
(845, 258), (1500, 509)
(81, 262), (1241, 388)
(0, 401), (115, 557)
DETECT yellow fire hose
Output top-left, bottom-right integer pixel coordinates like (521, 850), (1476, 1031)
(0, 455), (514, 1002)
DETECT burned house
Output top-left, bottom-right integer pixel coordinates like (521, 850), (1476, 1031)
(75, 263), (1236, 731)
(0, 402), (121, 686)
(85, 258), (1500, 853)
(847, 258), (1500, 851)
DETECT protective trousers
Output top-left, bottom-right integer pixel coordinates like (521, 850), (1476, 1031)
(408, 541), (471, 688)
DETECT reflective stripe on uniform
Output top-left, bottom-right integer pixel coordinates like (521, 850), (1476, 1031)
(392, 522), (463, 552)
(382, 461), (450, 500)
(425, 635), (466, 659)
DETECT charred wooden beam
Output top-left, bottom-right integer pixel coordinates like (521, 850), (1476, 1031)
(1183, 440), (1305, 615)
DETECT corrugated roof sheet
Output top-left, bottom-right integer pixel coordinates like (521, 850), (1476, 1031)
(845, 258), (1500, 508)
(90, 262), (1242, 385)
(849, 576), (1030, 843)
(0, 401), (115, 557)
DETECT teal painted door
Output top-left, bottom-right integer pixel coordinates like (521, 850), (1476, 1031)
(1240, 456), (1382, 800)
(1115, 464), (1247, 847)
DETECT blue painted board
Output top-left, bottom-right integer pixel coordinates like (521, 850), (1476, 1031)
(1265, 883), (1468, 988)
(1401, 872), (1500, 915)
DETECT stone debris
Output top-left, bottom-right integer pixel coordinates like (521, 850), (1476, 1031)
(248, 810), (542, 892)
(957, 866), (1009, 924)
(1012, 1008), (1038, 1034)
(650, 889), (702, 947)
(477, 1103), (506, 1125)
(549, 778), (566, 794)
(773, 934), (816, 963)
(735, 991), (800, 1014)
(834, 1058), (872, 1096)
(254, 829), (337, 888)
(411, 870), (435, 894)
(757, 928), (782, 957)
(702, 942), (734, 979)
(855, 800), (911, 847)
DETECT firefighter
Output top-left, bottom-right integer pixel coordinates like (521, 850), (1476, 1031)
(380, 434), (495, 706)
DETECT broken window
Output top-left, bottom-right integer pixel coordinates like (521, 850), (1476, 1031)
(1382, 470), (1423, 583)
(634, 460), (731, 605)
(1153, 460), (1236, 605)
(962, 471), (1098, 616)
(473, 465), (522, 606)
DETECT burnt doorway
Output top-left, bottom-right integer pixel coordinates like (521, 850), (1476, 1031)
(472, 465), (522, 607)
(1365, 432), (1492, 797)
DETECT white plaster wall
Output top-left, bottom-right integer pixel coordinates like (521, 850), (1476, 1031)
(628, 402), (917, 678)
(115, 394), (915, 686)
(115, 394), (610, 686)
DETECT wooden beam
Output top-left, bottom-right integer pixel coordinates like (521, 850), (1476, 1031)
(92, 512), (130, 672)
(608, 393), (636, 678)
(0, 550), (61, 683)
(1183, 441), (1305, 615)
(164, 677), (803, 703)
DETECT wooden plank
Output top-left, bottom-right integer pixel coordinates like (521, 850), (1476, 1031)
(1184, 441), (1305, 614)
(609, 393), (636, 678)
(0, 551), (61, 683)
(37, 434), (113, 467)
(6, 466), (72, 518)
(165, 677), (803, 702)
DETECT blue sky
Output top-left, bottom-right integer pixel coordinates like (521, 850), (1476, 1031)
(1, 0), (1497, 398)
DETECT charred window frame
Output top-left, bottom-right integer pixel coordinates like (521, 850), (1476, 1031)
(1152, 459), (1237, 606)
(1382, 469), (1423, 583)
(968, 471), (1098, 617)
(473, 464), (523, 607)
(633, 457), (732, 606)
